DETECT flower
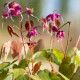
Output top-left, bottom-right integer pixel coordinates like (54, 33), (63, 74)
(56, 31), (65, 39)
(52, 26), (58, 33)
(2, 11), (9, 20)
(25, 5), (34, 16)
(46, 11), (64, 22)
(3, 1), (23, 21)
(27, 26), (41, 42)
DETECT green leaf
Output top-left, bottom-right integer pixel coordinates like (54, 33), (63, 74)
(75, 56), (80, 66)
(13, 68), (29, 80)
(0, 62), (10, 70)
(16, 74), (29, 80)
(71, 67), (80, 80)
(4, 73), (13, 80)
(0, 69), (9, 80)
(37, 69), (61, 80)
(13, 59), (28, 69)
(33, 51), (42, 60)
(59, 57), (75, 79)
(30, 75), (41, 80)
(53, 48), (64, 63)
(58, 72), (69, 80)
(41, 50), (51, 59)
(38, 69), (51, 80)
(13, 68), (25, 78)
(49, 72), (61, 80)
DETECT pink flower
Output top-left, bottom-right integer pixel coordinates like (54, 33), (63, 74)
(46, 11), (64, 22)
(2, 11), (9, 20)
(56, 31), (65, 39)
(3, 1), (23, 21)
(25, 5), (34, 16)
(27, 26), (41, 42)
(52, 26), (58, 33)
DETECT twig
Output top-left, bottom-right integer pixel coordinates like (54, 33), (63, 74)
(60, 39), (66, 58)
(59, 21), (72, 54)
(71, 35), (80, 58)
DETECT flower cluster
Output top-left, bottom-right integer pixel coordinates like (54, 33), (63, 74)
(42, 11), (65, 39)
(3, 1), (65, 43)
(3, 1), (23, 21)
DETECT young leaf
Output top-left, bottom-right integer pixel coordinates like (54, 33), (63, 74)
(55, 19), (61, 27)
(33, 62), (41, 75)
(53, 48), (64, 63)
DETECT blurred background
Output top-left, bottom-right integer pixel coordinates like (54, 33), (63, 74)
(0, 0), (80, 51)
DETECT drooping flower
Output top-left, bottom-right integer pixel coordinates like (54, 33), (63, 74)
(3, 1), (23, 21)
(52, 26), (58, 33)
(46, 11), (64, 22)
(56, 31), (65, 39)
(27, 26), (41, 42)
(25, 5), (34, 16)
(2, 11), (9, 20)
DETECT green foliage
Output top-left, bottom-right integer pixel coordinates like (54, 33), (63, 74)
(4, 73), (13, 80)
(53, 48), (64, 63)
(75, 56), (80, 66)
(58, 72), (69, 80)
(71, 67), (80, 80)
(13, 59), (28, 69)
(30, 75), (41, 80)
(13, 68), (30, 80)
(37, 69), (61, 80)
(59, 57), (75, 79)
(0, 62), (10, 70)
(0, 69), (9, 80)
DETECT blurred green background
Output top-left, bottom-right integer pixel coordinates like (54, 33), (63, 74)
(0, 0), (80, 50)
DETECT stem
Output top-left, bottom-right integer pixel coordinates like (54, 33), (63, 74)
(71, 35), (80, 58)
(50, 35), (53, 52)
(53, 34), (55, 50)
(48, 60), (54, 72)
(30, 47), (34, 74)
(59, 21), (72, 54)
(18, 16), (31, 74)
(60, 39), (66, 58)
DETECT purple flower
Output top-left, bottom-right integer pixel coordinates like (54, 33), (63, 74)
(2, 11), (9, 20)
(52, 26), (58, 33)
(3, 1), (23, 21)
(27, 26), (41, 42)
(25, 5), (34, 16)
(56, 31), (65, 39)
(46, 12), (63, 22)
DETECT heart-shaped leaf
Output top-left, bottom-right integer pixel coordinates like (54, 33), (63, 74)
(59, 57), (75, 79)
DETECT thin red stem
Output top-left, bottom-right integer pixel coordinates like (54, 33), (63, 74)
(71, 35), (80, 58)
(60, 39), (66, 58)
